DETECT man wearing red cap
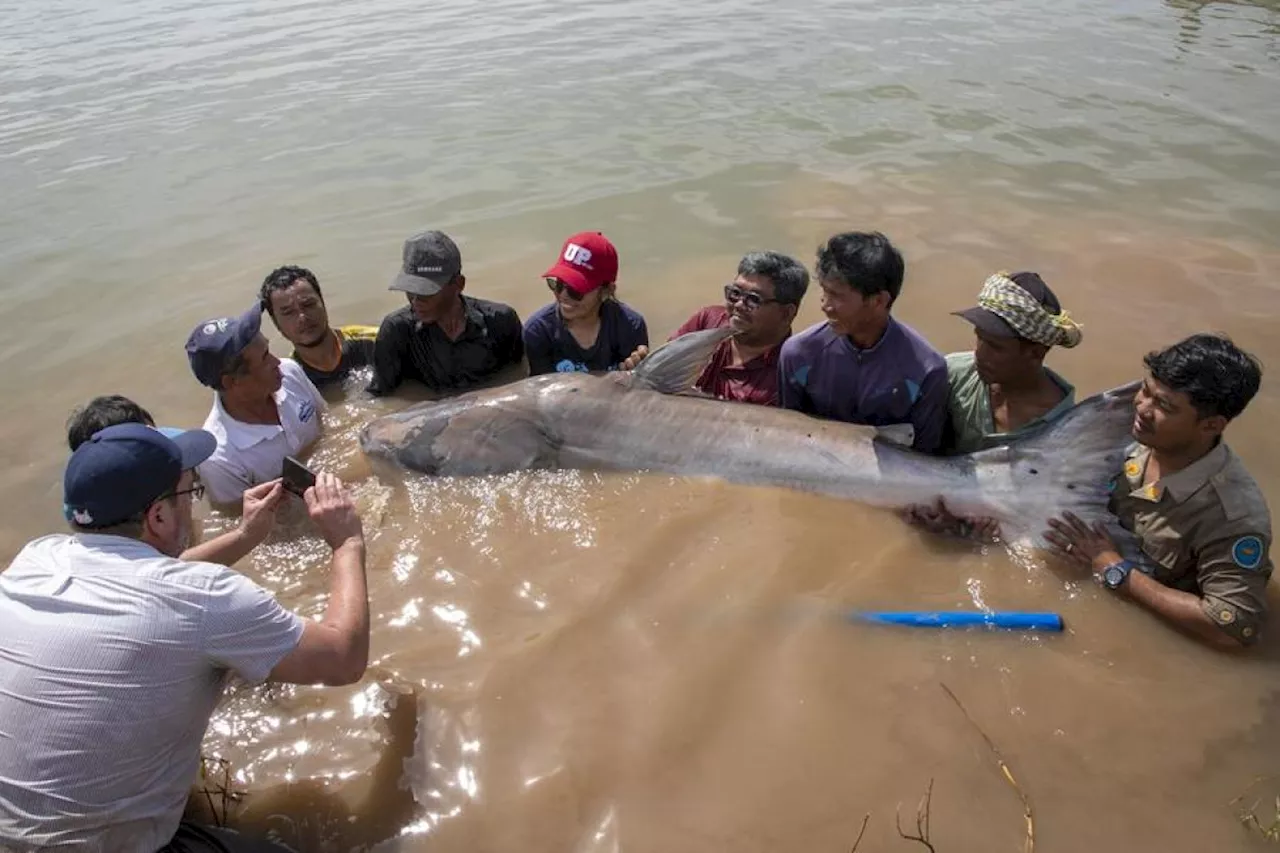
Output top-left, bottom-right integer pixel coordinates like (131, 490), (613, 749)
(523, 231), (649, 375)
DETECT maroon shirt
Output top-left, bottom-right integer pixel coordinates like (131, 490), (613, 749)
(670, 306), (786, 406)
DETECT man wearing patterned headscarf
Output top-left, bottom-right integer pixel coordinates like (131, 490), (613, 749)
(946, 270), (1082, 453)
(902, 270), (1081, 539)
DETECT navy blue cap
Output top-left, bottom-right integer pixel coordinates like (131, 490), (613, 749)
(185, 304), (264, 389)
(64, 423), (217, 528)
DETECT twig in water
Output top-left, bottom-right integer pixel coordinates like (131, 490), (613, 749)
(195, 755), (244, 828)
(1231, 776), (1280, 843)
(940, 682), (1034, 853)
(849, 813), (871, 852)
(895, 778), (936, 852)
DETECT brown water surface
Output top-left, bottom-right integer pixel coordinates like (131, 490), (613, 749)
(3, 0), (1280, 849)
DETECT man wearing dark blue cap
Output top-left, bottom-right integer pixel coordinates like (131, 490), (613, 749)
(65, 394), (287, 567)
(366, 229), (525, 395)
(186, 303), (328, 506)
(0, 424), (370, 852)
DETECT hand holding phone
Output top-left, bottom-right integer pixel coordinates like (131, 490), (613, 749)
(281, 456), (317, 497)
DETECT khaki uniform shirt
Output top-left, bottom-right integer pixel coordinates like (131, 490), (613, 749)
(1110, 441), (1273, 645)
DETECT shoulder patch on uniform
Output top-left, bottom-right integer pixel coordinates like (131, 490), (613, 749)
(791, 365), (810, 387)
(1231, 535), (1265, 570)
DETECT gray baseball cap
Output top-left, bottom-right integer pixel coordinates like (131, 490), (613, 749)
(389, 230), (462, 297)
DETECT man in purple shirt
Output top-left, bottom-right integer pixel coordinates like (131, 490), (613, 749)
(778, 231), (948, 453)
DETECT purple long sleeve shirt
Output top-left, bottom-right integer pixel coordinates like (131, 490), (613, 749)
(777, 317), (949, 453)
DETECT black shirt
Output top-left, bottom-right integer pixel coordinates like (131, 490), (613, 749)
(293, 325), (378, 387)
(366, 297), (525, 395)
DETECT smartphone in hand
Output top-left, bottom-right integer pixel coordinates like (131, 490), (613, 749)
(281, 456), (317, 497)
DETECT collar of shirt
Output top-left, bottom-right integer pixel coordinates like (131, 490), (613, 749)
(414, 296), (488, 340)
(1123, 440), (1230, 503)
(833, 316), (900, 357)
(210, 361), (317, 451)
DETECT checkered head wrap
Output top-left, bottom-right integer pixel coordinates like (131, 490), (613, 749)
(976, 272), (1083, 348)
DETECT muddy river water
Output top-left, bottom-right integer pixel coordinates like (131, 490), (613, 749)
(3, 0), (1280, 849)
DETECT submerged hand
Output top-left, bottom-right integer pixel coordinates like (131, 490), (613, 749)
(621, 345), (649, 371)
(1044, 512), (1121, 576)
(901, 498), (999, 543)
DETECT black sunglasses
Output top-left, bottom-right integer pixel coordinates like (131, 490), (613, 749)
(724, 283), (780, 311)
(546, 278), (585, 302)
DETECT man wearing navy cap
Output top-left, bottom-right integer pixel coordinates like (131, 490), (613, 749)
(366, 229), (525, 395)
(65, 394), (287, 567)
(0, 424), (369, 851)
(186, 303), (328, 506)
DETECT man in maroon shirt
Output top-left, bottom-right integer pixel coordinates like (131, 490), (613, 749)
(623, 251), (809, 405)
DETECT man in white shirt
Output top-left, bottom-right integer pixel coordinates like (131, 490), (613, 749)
(0, 423), (368, 853)
(0, 422), (366, 845)
(185, 304), (326, 506)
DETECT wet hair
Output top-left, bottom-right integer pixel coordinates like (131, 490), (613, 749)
(1144, 333), (1261, 421)
(66, 395), (155, 451)
(814, 231), (905, 306)
(259, 265), (323, 320)
(737, 251), (810, 306)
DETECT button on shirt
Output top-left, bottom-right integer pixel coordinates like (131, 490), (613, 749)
(1110, 441), (1273, 645)
(0, 534), (303, 852)
(198, 358), (326, 506)
(778, 318), (949, 453)
(366, 297), (524, 395)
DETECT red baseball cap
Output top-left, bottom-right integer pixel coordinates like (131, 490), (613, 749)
(542, 231), (619, 295)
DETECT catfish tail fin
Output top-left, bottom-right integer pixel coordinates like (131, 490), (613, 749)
(984, 379), (1141, 548)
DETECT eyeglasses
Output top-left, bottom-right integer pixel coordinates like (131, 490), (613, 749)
(166, 483), (205, 501)
(545, 278), (585, 302)
(724, 283), (780, 311)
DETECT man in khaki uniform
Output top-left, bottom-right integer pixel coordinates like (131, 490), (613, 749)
(1047, 333), (1270, 650)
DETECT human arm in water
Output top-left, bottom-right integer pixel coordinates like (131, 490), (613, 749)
(181, 479), (285, 566)
(1045, 512), (1253, 652)
(268, 472), (370, 685)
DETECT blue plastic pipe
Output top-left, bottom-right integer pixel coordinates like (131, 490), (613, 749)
(848, 610), (1064, 632)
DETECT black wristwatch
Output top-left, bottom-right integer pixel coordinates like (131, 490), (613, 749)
(1101, 560), (1136, 590)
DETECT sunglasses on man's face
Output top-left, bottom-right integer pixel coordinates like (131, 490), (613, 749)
(724, 283), (780, 311)
(546, 278), (585, 302)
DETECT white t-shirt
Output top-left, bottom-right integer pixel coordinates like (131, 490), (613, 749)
(0, 534), (304, 853)
(198, 359), (326, 505)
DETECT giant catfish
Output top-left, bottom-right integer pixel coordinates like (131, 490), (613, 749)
(359, 326), (1139, 547)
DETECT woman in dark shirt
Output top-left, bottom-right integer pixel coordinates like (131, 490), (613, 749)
(523, 231), (648, 375)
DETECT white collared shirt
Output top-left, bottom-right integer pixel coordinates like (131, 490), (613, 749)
(0, 533), (304, 852)
(198, 358), (326, 505)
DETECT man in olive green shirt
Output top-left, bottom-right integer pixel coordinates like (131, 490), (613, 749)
(945, 270), (1081, 453)
(1047, 334), (1270, 650)
(905, 270), (1082, 536)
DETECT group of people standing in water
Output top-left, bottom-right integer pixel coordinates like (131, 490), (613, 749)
(0, 225), (1272, 853)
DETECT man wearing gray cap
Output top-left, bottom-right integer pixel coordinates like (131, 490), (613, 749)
(366, 230), (524, 396)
